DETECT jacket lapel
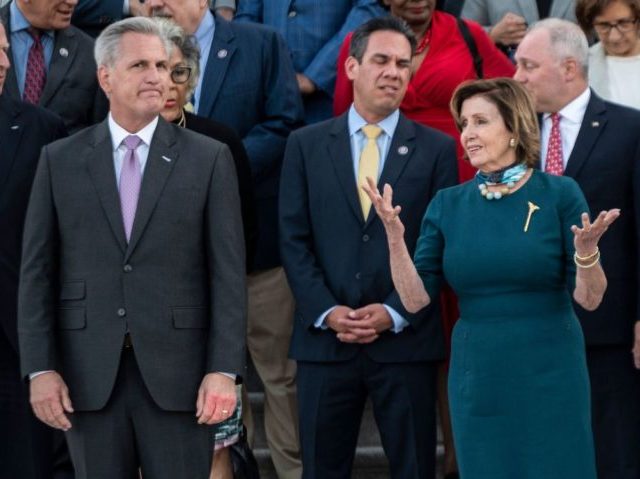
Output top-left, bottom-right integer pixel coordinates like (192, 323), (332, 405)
(365, 115), (415, 228)
(197, 17), (237, 118)
(1, 6), (21, 102)
(39, 27), (77, 107)
(564, 92), (607, 178)
(0, 96), (24, 194)
(327, 114), (364, 223)
(87, 119), (128, 253)
(124, 119), (178, 261)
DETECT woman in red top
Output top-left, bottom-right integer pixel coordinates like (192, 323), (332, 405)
(334, 3), (514, 478)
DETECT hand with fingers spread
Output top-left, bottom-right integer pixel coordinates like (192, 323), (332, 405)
(571, 209), (621, 258)
(30, 372), (74, 431)
(362, 177), (405, 240)
(327, 305), (379, 344)
(196, 373), (237, 425)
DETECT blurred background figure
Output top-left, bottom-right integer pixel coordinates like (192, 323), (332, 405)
(235, 0), (386, 124)
(576, 0), (640, 109)
(461, 0), (577, 60)
(0, 0), (107, 132)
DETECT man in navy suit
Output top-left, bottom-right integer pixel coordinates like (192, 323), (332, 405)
(515, 18), (640, 479)
(144, 1), (304, 477)
(235, 0), (385, 123)
(0, 22), (72, 479)
(280, 17), (458, 478)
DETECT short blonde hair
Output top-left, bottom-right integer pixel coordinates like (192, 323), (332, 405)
(450, 78), (540, 168)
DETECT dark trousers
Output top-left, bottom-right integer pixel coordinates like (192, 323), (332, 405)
(297, 353), (438, 479)
(0, 333), (73, 479)
(65, 348), (213, 479)
(587, 345), (640, 479)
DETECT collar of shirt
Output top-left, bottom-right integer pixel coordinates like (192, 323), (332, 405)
(108, 113), (159, 184)
(193, 9), (216, 113)
(541, 87), (591, 169)
(9, 1), (55, 94)
(348, 105), (400, 181)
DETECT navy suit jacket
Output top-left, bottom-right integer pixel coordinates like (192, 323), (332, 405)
(280, 112), (458, 363)
(563, 92), (640, 347)
(0, 95), (66, 393)
(198, 16), (303, 270)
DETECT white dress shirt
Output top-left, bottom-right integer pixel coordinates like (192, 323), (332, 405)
(540, 88), (590, 171)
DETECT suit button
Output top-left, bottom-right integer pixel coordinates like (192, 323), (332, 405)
(288, 10), (297, 18)
(117, 308), (126, 317)
(123, 264), (133, 272)
(355, 272), (361, 280)
(362, 234), (370, 242)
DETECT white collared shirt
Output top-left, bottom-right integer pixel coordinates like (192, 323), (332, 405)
(108, 114), (159, 188)
(540, 88), (591, 170)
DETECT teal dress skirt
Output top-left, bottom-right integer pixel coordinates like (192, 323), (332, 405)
(414, 170), (597, 478)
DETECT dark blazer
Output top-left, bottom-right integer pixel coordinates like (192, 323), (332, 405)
(179, 110), (257, 271)
(18, 117), (247, 412)
(564, 91), (640, 347)
(0, 3), (108, 132)
(280, 112), (458, 363)
(0, 94), (66, 388)
(198, 15), (303, 270)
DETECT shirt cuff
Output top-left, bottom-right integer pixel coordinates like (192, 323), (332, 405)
(29, 370), (55, 380)
(314, 306), (335, 330)
(383, 305), (409, 333)
(214, 0), (236, 10)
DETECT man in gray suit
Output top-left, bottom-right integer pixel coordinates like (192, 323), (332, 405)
(18, 17), (246, 479)
(0, 0), (107, 132)
(461, 0), (577, 55)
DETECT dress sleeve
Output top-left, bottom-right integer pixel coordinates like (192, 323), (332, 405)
(413, 190), (446, 299)
(559, 177), (590, 291)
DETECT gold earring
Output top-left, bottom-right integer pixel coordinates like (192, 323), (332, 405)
(509, 138), (516, 148)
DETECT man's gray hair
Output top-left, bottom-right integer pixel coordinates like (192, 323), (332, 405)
(95, 17), (173, 68)
(154, 18), (201, 97)
(529, 18), (589, 78)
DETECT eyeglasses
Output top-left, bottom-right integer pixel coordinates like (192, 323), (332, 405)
(593, 18), (638, 35)
(170, 65), (192, 84)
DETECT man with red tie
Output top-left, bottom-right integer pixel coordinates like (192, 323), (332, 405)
(515, 18), (640, 479)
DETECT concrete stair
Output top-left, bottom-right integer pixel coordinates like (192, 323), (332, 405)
(244, 361), (447, 479)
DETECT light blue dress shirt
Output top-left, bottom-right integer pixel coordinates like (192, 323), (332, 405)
(192, 9), (216, 113)
(314, 105), (409, 333)
(9, 1), (55, 97)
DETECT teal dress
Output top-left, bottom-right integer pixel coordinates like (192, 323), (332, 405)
(414, 170), (597, 478)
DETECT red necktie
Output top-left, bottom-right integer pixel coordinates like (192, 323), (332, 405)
(544, 113), (564, 176)
(23, 28), (46, 104)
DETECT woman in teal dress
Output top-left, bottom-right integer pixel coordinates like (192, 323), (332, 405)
(363, 78), (620, 478)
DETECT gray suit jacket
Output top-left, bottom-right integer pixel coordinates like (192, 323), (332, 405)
(461, 0), (576, 28)
(18, 118), (246, 412)
(0, 2), (108, 132)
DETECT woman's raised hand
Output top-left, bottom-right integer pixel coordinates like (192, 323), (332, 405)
(571, 210), (620, 257)
(362, 177), (405, 239)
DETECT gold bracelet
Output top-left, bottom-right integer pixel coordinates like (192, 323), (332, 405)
(574, 251), (600, 269)
(575, 247), (599, 261)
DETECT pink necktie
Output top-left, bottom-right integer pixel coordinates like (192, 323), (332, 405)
(545, 113), (564, 176)
(120, 135), (143, 242)
(23, 28), (46, 104)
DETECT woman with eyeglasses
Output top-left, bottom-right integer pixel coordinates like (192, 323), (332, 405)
(155, 18), (257, 479)
(577, 0), (640, 109)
